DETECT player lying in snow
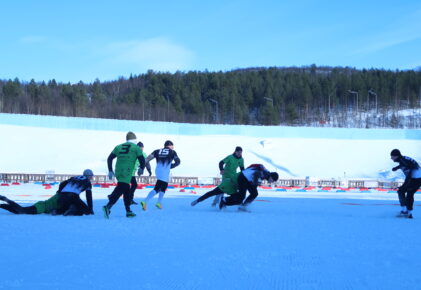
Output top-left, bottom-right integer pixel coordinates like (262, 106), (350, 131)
(0, 169), (95, 216)
(191, 164), (278, 211)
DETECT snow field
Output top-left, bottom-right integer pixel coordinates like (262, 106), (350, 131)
(1, 184), (421, 289)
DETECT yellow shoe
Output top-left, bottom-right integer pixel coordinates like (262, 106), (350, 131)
(141, 201), (147, 211)
(155, 202), (163, 209)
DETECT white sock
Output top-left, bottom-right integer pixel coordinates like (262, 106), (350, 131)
(402, 206), (407, 211)
(157, 191), (165, 204)
(144, 190), (157, 203)
(408, 210), (412, 214)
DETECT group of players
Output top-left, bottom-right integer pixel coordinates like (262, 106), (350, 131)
(1, 132), (420, 219)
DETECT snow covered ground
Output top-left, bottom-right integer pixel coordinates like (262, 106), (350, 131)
(1, 184), (421, 289)
(1, 113), (421, 179)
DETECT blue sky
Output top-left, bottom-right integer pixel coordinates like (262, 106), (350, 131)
(1, 0), (421, 83)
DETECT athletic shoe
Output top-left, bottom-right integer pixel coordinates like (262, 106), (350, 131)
(407, 213), (413, 219)
(238, 205), (250, 212)
(156, 202), (163, 209)
(219, 198), (226, 210)
(126, 211), (136, 218)
(141, 201), (147, 211)
(103, 206), (111, 219)
(131, 200), (138, 205)
(191, 200), (198, 206)
(397, 210), (408, 217)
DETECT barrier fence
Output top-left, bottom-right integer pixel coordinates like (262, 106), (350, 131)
(0, 173), (402, 189)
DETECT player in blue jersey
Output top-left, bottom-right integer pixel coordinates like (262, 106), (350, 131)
(391, 149), (421, 219)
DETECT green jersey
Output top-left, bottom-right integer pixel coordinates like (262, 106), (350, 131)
(34, 194), (59, 214)
(222, 154), (244, 179)
(132, 151), (148, 176)
(218, 172), (240, 195)
(112, 142), (143, 184)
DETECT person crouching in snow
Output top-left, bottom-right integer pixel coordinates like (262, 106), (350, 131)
(219, 164), (278, 211)
(391, 149), (421, 219)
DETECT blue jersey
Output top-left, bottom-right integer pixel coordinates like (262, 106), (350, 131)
(397, 156), (421, 179)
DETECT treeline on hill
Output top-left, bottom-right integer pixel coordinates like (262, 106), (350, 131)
(1, 65), (421, 127)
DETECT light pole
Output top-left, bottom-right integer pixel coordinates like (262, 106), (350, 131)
(348, 90), (359, 111)
(368, 89), (377, 112)
(208, 98), (219, 123)
(328, 88), (336, 116)
(166, 95), (170, 121)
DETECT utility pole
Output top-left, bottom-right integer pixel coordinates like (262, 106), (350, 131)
(166, 95), (170, 121)
(368, 89), (377, 113)
(208, 98), (219, 123)
(348, 90), (359, 111)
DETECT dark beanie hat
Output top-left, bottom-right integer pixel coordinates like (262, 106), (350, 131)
(390, 149), (402, 157)
(164, 140), (174, 147)
(137, 141), (144, 148)
(235, 146), (243, 152)
(270, 172), (279, 182)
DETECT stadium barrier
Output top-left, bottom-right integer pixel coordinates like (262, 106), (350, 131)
(0, 173), (402, 189)
(0, 173), (201, 186)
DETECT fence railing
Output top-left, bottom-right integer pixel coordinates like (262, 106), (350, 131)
(0, 173), (402, 189)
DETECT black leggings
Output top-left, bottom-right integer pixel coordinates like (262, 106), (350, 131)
(129, 176), (138, 201)
(57, 192), (91, 215)
(197, 187), (224, 203)
(225, 173), (258, 206)
(0, 200), (37, 214)
(107, 182), (131, 211)
(398, 178), (421, 211)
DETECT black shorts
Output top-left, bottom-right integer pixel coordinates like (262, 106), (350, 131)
(154, 180), (169, 193)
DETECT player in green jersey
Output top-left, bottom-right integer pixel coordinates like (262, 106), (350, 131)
(210, 146), (245, 206)
(129, 141), (152, 205)
(103, 132), (145, 218)
(191, 172), (240, 206)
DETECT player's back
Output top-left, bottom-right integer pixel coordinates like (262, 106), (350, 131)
(113, 142), (143, 172)
(61, 175), (92, 195)
(152, 148), (179, 182)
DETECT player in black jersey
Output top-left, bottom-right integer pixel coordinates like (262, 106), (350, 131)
(140, 140), (180, 210)
(56, 169), (95, 216)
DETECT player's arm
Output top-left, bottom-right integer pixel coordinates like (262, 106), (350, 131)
(57, 180), (69, 193)
(171, 152), (180, 169)
(145, 162), (152, 176)
(251, 171), (262, 186)
(107, 153), (117, 172)
(219, 160), (225, 173)
(137, 154), (146, 173)
(145, 152), (155, 164)
(239, 159), (245, 171)
(85, 189), (93, 214)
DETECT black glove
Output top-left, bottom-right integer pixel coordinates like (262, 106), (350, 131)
(137, 168), (144, 176)
(392, 166), (399, 172)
